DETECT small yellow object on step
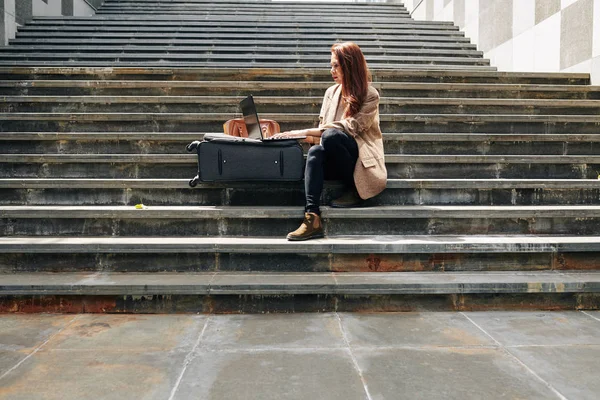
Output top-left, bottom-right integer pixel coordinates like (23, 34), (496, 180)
(135, 204), (145, 209)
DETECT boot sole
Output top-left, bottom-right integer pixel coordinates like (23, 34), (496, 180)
(330, 201), (365, 208)
(286, 232), (325, 241)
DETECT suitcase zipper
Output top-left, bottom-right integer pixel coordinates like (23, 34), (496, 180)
(218, 149), (223, 175)
(279, 151), (284, 176)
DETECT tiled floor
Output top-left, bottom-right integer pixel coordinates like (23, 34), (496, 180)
(0, 311), (598, 399)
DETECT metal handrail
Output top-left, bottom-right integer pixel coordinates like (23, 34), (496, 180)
(410, 0), (425, 16)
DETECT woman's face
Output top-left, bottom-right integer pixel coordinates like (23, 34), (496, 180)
(330, 53), (343, 85)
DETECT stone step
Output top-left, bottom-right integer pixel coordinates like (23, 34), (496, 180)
(0, 68), (583, 84)
(3, 153), (598, 179)
(24, 21), (448, 31)
(3, 81), (596, 99)
(96, 3), (410, 12)
(1, 235), (600, 274)
(94, 9), (412, 18)
(0, 46), (484, 59)
(9, 38), (478, 50)
(30, 18), (441, 27)
(14, 31), (474, 43)
(94, 10), (413, 19)
(3, 178), (600, 206)
(99, 0), (407, 7)
(2, 270), (597, 312)
(4, 132), (600, 155)
(32, 18), (452, 28)
(0, 53), (489, 67)
(99, 0), (409, 8)
(0, 61), (496, 71)
(2, 113), (600, 134)
(96, 2), (410, 10)
(18, 25), (462, 35)
(0, 270), (597, 295)
(2, 205), (600, 236)
(2, 96), (598, 115)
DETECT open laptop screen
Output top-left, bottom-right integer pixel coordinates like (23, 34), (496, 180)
(239, 95), (263, 140)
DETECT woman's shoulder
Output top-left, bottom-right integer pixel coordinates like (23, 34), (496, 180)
(324, 84), (341, 96)
(364, 84), (380, 103)
(367, 84), (380, 98)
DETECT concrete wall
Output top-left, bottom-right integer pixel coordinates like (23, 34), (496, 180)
(73, 0), (95, 16)
(404, 0), (600, 84)
(1, 0), (100, 44)
(33, 0), (62, 17)
(1, 0), (17, 47)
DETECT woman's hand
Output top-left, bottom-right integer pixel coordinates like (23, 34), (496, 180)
(271, 130), (307, 139)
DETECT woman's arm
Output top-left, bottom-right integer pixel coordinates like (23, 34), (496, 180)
(321, 87), (380, 139)
(271, 128), (323, 142)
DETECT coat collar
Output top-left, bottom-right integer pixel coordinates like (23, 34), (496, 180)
(324, 84), (343, 123)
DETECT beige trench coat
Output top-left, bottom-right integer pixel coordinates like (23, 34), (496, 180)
(318, 84), (387, 200)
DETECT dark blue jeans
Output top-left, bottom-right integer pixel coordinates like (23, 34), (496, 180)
(305, 128), (358, 215)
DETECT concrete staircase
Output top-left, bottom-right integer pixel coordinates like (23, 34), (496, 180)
(1, 0), (599, 313)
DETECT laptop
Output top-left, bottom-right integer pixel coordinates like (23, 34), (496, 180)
(240, 95), (306, 141)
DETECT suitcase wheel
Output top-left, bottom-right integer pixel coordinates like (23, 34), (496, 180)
(189, 176), (200, 187)
(186, 141), (201, 152)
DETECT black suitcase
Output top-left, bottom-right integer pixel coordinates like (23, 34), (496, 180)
(186, 134), (305, 187)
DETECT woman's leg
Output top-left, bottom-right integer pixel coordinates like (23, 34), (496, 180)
(304, 144), (325, 215)
(303, 128), (358, 214)
(288, 128), (359, 241)
(320, 128), (358, 187)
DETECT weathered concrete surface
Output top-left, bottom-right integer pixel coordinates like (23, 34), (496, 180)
(509, 345), (600, 400)
(0, 67), (584, 84)
(464, 311), (600, 346)
(338, 312), (495, 347)
(0, 314), (74, 352)
(197, 313), (345, 350)
(0, 350), (186, 400)
(354, 347), (556, 399)
(46, 314), (207, 352)
(175, 350), (366, 400)
(0, 312), (598, 399)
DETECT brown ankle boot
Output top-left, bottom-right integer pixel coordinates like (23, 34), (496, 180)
(286, 212), (324, 241)
(331, 189), (365, 208)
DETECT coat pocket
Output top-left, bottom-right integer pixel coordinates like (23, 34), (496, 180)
(361, 157), (378, 168)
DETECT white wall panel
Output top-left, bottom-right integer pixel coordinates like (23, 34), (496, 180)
(33, 0), (62, 16)
(561, 0), (580, 8)
(591, 55), (600, 84)
(434, 0), (444, 19)
(409, 0), (427, 20)
(464, 0), (479, 25)
(74, 0), (94, 16)
(441, 3), (453, 20)
(487, 39), (514, 71)
(533, 13), (561, 71)
(561, 58), (592, 73)
(593, 0), (600, 57)
(513, 0), (535, 37)
(5, 0), (15, 16)
(513, 29), (535, 71)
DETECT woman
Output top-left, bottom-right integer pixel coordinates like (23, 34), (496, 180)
(272, 42), (387, 241)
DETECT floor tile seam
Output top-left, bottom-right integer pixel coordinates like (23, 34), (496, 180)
(506, 343), (600, 349)
(193, 346), (349, 354)
(335, 312), (374, 400)
(190, 344), (502, 353)
(580, 310), (600, 323)
(0, 314), (81, 382)
(168, 315), (211, 400)
(460, 312), (570, 400)
(30, 348), (197, 354)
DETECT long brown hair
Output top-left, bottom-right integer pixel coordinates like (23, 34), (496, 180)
(331, 42), (371, 118)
